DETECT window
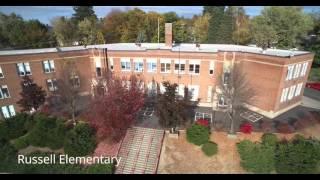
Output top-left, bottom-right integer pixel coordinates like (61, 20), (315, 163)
(147, 58), (157, 73)
(47, 79), (58, 92)
(147, 81), (157, 97)
(189, 60), (200, 74)
(70, 76), (80, 88)
(217, 95), (228, 107)
(207, 86), (213, 102)
(280, 88), (289, 102)
(176, 84), (185, 98)
(0, 66), (4, 78)
(300, 62), (309, 77)
(0, 85), (10, 99)
(209, 61), (214, 75)
(43, 60), (55, 73)
(134, 58), (144, 72)
(17, 62), (32, 76)
(288, 85), (296, 100)
(223, 72), (230, 85)
(174, 59), (186, 74)
(160, 59), (171, 73)
(1, 105), (15, 119)
(95, 57), (102, 77)
(295, 83), (303, 97)
(188, 85), (199, 101)
(286, 65), (294, 81)
(293, 63), (302, 79)
(120, 58), (131, 71)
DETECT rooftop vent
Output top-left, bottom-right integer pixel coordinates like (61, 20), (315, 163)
(196, 43), (200, 51)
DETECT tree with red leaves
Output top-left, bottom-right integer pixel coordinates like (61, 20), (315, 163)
(87, 74), (145, 142)
(17, 76), (47, 112)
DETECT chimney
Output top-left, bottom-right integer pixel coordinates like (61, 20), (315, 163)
(165, 23), (173, 47)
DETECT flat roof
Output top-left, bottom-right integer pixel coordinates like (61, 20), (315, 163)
(0, 43), (310, 57)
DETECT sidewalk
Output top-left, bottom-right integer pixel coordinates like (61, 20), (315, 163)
(301, 96), (320, 109)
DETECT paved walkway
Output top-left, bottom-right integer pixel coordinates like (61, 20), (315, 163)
(115, 127), (165, 174)
(301, 96), (320, 109)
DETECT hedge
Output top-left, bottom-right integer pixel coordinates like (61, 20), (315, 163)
(64, 122), (96, 156)
(201, 141), (218, 157)
(12, 135), (29, 150)
(186, 124), (209, 146)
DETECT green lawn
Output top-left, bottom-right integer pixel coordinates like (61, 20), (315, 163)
(309, 68), (320, 82)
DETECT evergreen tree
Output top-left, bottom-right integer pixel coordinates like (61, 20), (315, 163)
(206, 6), (225, 43)
(72, 6), (97, 23)
(218, 6), (234, 44)
(17, 76), (47, 112)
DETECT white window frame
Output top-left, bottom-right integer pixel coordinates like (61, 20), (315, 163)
(146, 58), (157, 73)
(288, 85), (296, 100)
(17, 62), (32, 76)
(176, 84), (185, 97)
(133, 58), (144, 72)
(286, 65), (294, 81)
(293, 63), (302, 79)
(189, 60), (200, 75)
(174, 59), (186, 74)
(47, 79), (58, 92)
(0, 85), (10, 99)
(280, 87), (289, 102)
(43, 60), (55, 73)
(295, 83), (303, 97)
(160, 59), (171, 73)
(120, 58), (131, 71)
(209, 61), (214, 75)
(300, 62), (309, 77)
(188, 85), (199, 101)
(71, 76), (80, 88)
(1, 105), (15, 119)
(0, 66), (4, 78)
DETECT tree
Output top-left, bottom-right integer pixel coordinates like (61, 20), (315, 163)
(55, 60), (82, 125)
(251, 6), (314, 49)
(301, 12), (320, 66)
(231, 7), (252, 45)
(250, 16), (278, 49)
(173, 20), (190, 43)
(163, 12), (179, 23)
(87, 74), (145, 142)
(156, 81), (194, 131)
(51, 16), (78, 46)
(206, 6), (225, 43)
(78, 18), (102, 46)
(215, 6), (233, 44)
(192, 13), (210, 43)
(72, 6), (97, 24)
(218, 63), (256, 135)
(17, 76), (47, 112)
(102, 9), (127, 43)
(0, 12), (56, 49)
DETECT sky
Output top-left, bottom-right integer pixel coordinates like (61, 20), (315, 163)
(0, 6), (320, 25)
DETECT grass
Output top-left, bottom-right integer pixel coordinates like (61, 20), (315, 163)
(309, 68), (320, 81)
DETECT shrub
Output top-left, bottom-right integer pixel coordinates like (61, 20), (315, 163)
(261, 133), (278, 147)
(12, 135), (29, 150)
(0, 113), (34, 141)
(240, 122), (252, 134)
(27, 114), (66, 149)
(237, 140), (275, 173)
(186, 124), (209, 146)
(64, 123), (96, 156)
(85, 163), (114, 174)
(201, 141), (218, 156)
(275, 138), (319, 174)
